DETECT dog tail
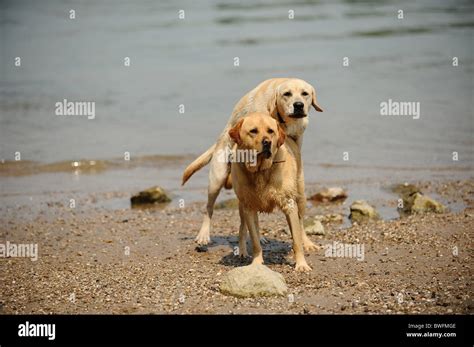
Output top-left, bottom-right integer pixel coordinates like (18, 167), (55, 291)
(182, 143), (216, 185)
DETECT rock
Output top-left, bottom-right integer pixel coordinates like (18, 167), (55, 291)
(391, 183), (421, 196)
(220, 264), (287, 298)
(403, 193), (445, 214)
(391, 183), (446, 214)
(309, 187), (347, 203)
(304, 218), (325, 235)
(314, 214), (344, 224)
(215, 198), (239, 209)
(349, 200), (380, 223)
(130, 186), (171, 205)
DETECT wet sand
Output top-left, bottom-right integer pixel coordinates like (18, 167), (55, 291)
(0, 179), (472, 314)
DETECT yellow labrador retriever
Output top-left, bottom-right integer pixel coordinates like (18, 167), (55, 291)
(182, 78), (323, 248)
(229, 112), (311, 271)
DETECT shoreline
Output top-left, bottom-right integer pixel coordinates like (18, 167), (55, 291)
(1, 155), (472, 221)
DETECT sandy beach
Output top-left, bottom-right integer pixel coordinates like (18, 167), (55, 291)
(1, 179), (472, 314)
(1, 0), (472, 320)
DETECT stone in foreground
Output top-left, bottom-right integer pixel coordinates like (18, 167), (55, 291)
(220, 264), (288, 298)
(131, 186), (171, 205)
(349, 200), (380, 223)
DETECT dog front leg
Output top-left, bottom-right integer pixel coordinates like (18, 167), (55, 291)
(242, 209), (263, 265)
(238, 203), (248, 257)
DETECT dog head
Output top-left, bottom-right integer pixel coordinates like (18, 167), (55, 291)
(268, 78), (323, 126)
(228, 113), (286, 172)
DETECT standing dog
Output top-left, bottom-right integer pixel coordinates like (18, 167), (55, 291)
(182, 78), (323, 247)
(229, 113), (311, 271)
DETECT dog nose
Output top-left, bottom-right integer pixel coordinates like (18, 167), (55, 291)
(262, 139), (271, 148)
(293, 101), (304, 110)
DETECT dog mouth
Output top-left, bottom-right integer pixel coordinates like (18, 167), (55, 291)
(288, 112), (307, 119)
(258, 149), (272, 159)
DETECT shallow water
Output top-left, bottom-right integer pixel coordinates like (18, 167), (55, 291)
(1, 0), (473, 211)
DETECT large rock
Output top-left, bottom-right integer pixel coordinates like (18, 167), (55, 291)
(131, 186), (171, 205)
(392, 183), (446, 214)
(309, 187), (347, 203)
(403, 192), (445, 214)
(349, 200), (380, 223)
(220, 264), (287, 298)
(304, 218), (325, 235)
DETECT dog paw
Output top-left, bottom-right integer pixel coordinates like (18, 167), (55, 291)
(239, 250), (249, 258)
(295, 262), (312, 272)
(303, 240), (320, 252)
(195, 233), (210, 246)
(260, 237), (270, 245)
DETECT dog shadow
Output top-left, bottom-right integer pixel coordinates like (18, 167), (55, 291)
(217, 236), (293, 268)
(194, 235), (238, 253)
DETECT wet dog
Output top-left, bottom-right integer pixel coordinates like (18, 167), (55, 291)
(182, 78), (323, 248)
(229, 112), (311, 271)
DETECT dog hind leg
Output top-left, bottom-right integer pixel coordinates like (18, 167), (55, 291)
(195, 142), (230, 245)
(297, 169), (319, 252)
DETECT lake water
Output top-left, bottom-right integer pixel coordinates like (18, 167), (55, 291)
(1, 0), (473, 210)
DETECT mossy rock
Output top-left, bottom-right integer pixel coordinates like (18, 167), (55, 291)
(304, 218), (325, 235)
(131, 186), (171, 205)
(391, 183), (421, 197)
(403, 193), (445, 214)
(349, 200), (380, 223)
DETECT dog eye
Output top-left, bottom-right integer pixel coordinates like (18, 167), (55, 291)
(283, 91), (292, 97)
(250, 128), (258, 134)
(302, 91), (309, 96)
(268, 128), (274, 134)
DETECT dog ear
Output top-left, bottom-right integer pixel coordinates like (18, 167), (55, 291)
(228, 118), (244, 145)
(267, 90), (279, 119)
(312, 86), (324, 112)
(277, 124), (286, 147)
